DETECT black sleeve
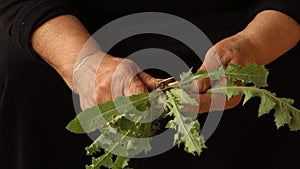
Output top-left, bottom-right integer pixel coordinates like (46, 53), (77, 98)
(253, 0), (300, 24)
(0, 0), (80, 62)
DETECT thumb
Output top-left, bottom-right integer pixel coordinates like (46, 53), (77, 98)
(191, 46), (224, 93)
(191, 65), (211, 93)
(125, 75), (148, 97)
(138, 71), (160, 89)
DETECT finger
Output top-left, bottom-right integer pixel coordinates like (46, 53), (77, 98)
(191, 46), (227, 93)
(124, 76), (148, 97)
(211, 76), (227, 87)
(191, 65), (211, 93)
(191, 78), (211, 94)
(138, 71), (160, 89)
(80, 93), (101, 111)
(96, 94), (113, 104)
(183, 93), (242, 114)
(95, 87), (113, 104)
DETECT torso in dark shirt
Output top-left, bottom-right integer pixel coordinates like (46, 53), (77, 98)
(1, 1), (300, 169)
(73, 0), (257, 36)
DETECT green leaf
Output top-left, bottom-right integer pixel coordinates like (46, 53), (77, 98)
(288, 108), (300, 131)
(113, 156), (130, 169)
(208, 86), (300, 130)
(179, 120), (206, 155)
(66, 93), (150, 134)
(192, 63), (268, 87)
(85, 130), (131, 169)
(85, 137), (101, 156)
(67, 63), (300, 169)
(258, 92), (276, 117)
(66, 105), (102, 134)
(170, 87), (198, 106)
(165, 88), (205, 156)
(179, 68), (195, 89)
(225, 63), (269, 87)
(86, 152), (114, 169)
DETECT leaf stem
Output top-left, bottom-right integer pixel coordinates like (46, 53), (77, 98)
(91, 130), (131, 169)
(208, 86), (300, 113)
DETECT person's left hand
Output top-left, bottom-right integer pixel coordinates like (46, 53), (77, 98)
(188, 33), (257, 113)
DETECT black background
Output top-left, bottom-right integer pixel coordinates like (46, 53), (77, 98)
(1, 1), (300, 168)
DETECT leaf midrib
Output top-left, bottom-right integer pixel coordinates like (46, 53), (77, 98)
(208, 86), (300, 113)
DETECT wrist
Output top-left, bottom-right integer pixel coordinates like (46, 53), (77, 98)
(237, 10), (300, 65)
(71, 51), (106, 93)
(57, 62), (76, 89)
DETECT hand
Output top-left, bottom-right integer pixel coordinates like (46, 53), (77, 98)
(72, 52), (158, 110)
(191, 33), (257, 113)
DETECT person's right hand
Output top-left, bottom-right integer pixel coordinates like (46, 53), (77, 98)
(72, 52), (158, 110)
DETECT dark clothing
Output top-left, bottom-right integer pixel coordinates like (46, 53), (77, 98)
(1, 0), (300, 59)
(0, 1), (300, 169)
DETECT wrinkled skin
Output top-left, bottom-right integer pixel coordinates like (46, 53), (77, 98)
(72, 53), (158, 110)
(189, 34), (257, 113)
